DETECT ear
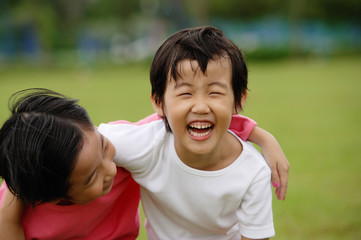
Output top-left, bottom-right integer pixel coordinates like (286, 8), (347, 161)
(151, 94), (165, 117)
(233, 90), (247, 114)
(241, 90), (248, 109)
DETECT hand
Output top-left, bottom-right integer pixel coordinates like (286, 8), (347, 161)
(0, 217), (25, 240)
(0, 187), (25, 240)
(262, 141), (289, 200)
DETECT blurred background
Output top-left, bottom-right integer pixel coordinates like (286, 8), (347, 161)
(0, 0), (360, 239)
(0, 0), (360, 65)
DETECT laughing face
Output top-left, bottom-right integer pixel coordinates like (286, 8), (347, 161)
(66, 128), (117, 204)
(153, 57), (244, 170)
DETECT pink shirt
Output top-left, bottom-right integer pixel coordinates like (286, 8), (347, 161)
(0, 168), (140, 240)
(0, 114), (256, 239)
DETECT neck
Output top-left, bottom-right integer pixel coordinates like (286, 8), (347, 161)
(177, 132), (242, 171)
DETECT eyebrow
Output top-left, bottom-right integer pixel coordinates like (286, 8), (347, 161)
(84, 134), (104, 186)
(173, 81), (191, 89)
(208, 81), (228, 89)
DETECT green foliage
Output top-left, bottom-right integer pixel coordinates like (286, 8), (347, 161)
(2, 0), (360, 53)
(207, 0), (285, 20)
(0, 57), (360, 239)
(204, 0), (361, 22)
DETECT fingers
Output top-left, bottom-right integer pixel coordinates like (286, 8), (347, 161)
(270, 165), (282, 200)
(270, 159), (289, 200)
(276, 161), (290, 200)
(271, 177), (282, 201)
(267, 159), (280, 200)
(271, 171), (280, 189)
(278, 171), (289, 200)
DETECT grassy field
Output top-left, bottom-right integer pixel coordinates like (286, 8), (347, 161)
(0, 56), (360, 239)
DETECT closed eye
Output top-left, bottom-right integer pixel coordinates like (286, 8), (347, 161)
(85, 168), (98, 187)
(178, 92), (192, 96)
(103, 139), (109, 158)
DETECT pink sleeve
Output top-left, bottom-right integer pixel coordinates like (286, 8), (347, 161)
(229, 115), (257, 141)
(0, 182), (7, 207)
(109, 113), (256, 141)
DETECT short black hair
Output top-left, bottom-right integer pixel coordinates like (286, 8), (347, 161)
(150, 26), (248, 131)
(0, 88), (93, 205)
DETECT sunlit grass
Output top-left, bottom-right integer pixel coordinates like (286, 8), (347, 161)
(243, 57), (361, 240)
(0, 56), (360, 239)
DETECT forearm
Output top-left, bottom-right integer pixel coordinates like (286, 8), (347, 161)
(248, 127), (278, 150)
(248, 126), (289, 200)
(248, 126), (287, 166)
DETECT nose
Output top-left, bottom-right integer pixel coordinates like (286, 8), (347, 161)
(191, 97), (211, 114)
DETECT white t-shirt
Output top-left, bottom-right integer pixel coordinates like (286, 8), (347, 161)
(99, 120), (274, 240)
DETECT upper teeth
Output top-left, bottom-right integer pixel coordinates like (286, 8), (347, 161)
(189, 123), (212, 129)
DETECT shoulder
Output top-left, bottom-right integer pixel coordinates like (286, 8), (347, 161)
(243, 141), (271, 180)
(98, 119), (166, 143)
(228, 131), (271, 179)
(100, 120), (170, 174)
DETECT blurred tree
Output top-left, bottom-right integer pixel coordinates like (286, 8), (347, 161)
(206, 0), (285, 20)
(189, 0), (361, 22)
(304, 0), (361, 23)
(1, 0), (360, 61)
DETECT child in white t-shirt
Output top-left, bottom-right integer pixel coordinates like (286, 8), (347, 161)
(99, 26), (286, 240)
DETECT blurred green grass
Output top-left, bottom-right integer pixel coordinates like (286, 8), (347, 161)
(0, 56), (360, 239)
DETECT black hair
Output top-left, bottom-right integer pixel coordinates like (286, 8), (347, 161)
(150, 26), (248, 131)
(0, 88), (93, 205)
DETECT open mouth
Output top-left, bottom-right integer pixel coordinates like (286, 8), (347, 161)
(187, 121), (214, 138)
